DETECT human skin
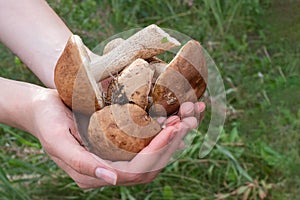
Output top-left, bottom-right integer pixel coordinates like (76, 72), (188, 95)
(0, 0), (206, 188)
(0, 0), (71, 88)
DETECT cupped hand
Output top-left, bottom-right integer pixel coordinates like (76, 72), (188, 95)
(31, 88), (205, 188)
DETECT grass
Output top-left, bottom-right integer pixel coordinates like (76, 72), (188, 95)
(0, 0), (299, 199)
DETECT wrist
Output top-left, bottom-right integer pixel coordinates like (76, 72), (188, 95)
(30, 88), (61, 139)
(0, 78), (44, 135)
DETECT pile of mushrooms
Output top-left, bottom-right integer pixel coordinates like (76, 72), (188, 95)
(54, 24), (207, 161)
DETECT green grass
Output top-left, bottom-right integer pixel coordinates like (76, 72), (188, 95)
(1, 0), (299, 199)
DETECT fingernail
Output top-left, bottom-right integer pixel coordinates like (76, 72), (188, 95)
(195, 102), (205, 113)
(156, 117), (167, 125)
(185, 107), (194, 114)
(95, 168), (117, 185)
(179, 102), (194, 116)
(182, 117), (198, 130)
(165, 116), (180, 127)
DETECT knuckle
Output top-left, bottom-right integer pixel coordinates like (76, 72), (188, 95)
(40, 138), (56, 155)
(129, 174), (144, 183)
(70, 155), (86, 175)
(140, 173), (157, 184)
(128, 172), (157, 184)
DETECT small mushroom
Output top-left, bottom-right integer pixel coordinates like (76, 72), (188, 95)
(107, 59), (154, 110)
(150, 40), (208, 116)
(87, 103), (161, 161)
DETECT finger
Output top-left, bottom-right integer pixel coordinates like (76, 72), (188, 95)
(118, 170), (161, 186)
(142, 126), (176, 151)
(164, 115), (180, 127)
(41, 126), (117, 183)
(111, 126), (176, 173)
(152, 122), (189, 170)
(128, 122), (189, 173)
(51, 156), (108, 189)
(194, 102), (206, 123)
(179, 102), (195, 118)
(181, 116), (198, 130)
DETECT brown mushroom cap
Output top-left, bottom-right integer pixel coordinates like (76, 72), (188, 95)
(150, 40), (208, 116)
(54, 35), (103, 114)
(87, 103), (161, 161)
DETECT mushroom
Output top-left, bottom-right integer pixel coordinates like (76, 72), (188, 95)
(148, 59), (167, 83)
(102, 38), (125, 55)
(103, 38), (167, 86)
(107, 59), (154, 110)
(150, 40), (208, 116)
(87, 103), (161, 161)
(54, 24), (181, 114)
(54, 35), (103, 114)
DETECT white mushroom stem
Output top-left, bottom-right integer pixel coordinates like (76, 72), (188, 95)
(90, 24), (180, 82)
(103, 38), (125, 55)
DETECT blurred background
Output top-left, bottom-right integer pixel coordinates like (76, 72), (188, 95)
(0, 0), (299, 199)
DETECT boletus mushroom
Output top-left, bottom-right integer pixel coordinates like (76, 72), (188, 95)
(150, 40), (207, 116)
(88, 103), (161, 161)
(107, 58), (154, 109)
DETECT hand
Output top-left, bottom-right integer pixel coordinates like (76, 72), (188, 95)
(31, 88), (205, 188)
(106, 101), (206, 186)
